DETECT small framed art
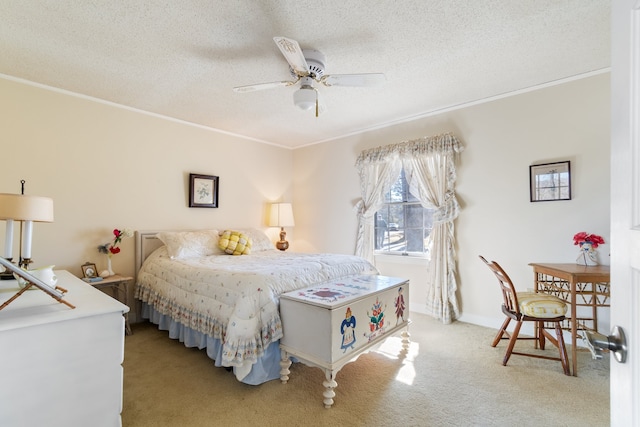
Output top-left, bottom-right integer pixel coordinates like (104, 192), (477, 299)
(189, 173), (219, 208)
(529, 161), (571, 202)
(81, 262), (98, 278)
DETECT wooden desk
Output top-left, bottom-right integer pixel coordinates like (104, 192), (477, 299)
(529, 263), (610, 376)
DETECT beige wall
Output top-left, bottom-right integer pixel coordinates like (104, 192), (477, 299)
(1, 77), (293, 285)
(293, 73), (611, 331)
(1, 73), (610, 332)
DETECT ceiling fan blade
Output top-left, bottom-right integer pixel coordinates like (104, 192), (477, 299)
(273, 36), (310, 77)
(233, 80), (296, 93)
(320, 73), (386, 87)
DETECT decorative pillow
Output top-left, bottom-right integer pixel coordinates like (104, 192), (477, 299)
(234, 228), (275, 252)
(218, 230), (252, 255)
(156, 230), (223, 259)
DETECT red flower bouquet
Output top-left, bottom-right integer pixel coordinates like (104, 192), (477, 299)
(98, 228), (133, 255)
(573, 232), (605, 249)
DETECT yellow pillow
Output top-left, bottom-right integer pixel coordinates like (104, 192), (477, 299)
(218, 230), (252, 255)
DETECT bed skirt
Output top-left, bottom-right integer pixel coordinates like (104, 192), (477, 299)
(140, 302), (283, 385)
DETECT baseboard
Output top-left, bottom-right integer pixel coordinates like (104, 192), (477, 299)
(411, 308), (583, 348)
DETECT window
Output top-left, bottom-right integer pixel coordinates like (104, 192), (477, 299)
(374, 169), (434, 256)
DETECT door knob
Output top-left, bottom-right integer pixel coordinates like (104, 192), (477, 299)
(583, 325), (627, 363)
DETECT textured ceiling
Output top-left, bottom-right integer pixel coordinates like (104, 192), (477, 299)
(0, 1), (610, 149)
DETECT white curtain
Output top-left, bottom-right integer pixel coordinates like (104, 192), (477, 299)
(354, 133), (463, 323)
(354, 152), (402, 264)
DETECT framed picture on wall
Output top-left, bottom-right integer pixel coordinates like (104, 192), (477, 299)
(529, 161), (571, 202)
(189, 173), (219, 208)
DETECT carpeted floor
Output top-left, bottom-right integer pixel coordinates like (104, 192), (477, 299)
(122, 312), (609, 426)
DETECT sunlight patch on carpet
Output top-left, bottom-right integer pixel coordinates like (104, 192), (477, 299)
(373, 336), (419, 385)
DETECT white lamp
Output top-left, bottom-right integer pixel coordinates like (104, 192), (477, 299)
(269, 203), (295, 251)
(0, 184), (54, 275)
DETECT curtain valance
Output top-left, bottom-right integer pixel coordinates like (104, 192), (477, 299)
(355, 133), (463, 167)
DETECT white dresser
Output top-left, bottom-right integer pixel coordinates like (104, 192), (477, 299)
(279, 275), (409, 408)
(0, 270), (129, 427)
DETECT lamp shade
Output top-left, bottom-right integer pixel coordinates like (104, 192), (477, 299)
(269, 203), (295, 227)
(0, 194), (54, 222)
(293, 86), (316, 111)
(0, 193), (54, 261)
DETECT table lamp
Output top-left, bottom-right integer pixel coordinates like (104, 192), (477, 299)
(0, 181), (54, 277)
(269, 203), (295, 251)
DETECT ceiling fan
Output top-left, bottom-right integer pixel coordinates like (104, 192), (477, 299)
(233, 36), (385, 117)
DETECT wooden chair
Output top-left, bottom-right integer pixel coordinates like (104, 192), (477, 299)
(479, 256), (571, 375)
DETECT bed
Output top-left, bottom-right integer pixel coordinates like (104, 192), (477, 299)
(133, 228), (379, 385)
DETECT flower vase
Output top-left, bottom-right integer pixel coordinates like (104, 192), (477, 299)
(106, 255), (115, 276)
(576, 242), (598, 266)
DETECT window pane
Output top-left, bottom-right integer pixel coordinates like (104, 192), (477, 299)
(375, 168), (434, 256)
(389, 204), (404, 229)
(405, 205), (424, 252)
(406, 204), (423, 227)
(387, 174), (404, 202)
(375, 212), (388, 249)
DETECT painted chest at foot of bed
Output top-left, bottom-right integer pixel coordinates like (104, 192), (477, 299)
(279, 274), (409, 367)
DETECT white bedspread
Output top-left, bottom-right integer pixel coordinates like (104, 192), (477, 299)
(135, 247), (378, 374)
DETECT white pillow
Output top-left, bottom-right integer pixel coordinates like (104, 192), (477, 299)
(231, 228), (275, 252)
(156, 230), (223, 259)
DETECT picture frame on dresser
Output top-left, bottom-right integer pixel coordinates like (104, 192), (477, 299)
(81, 262), (98, 278)
(189, 173), (219, 208)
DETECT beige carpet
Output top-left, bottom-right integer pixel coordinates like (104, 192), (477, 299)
(122, 312), (609, 427)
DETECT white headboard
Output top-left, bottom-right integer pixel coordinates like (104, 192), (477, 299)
(134, 231), (165, 277)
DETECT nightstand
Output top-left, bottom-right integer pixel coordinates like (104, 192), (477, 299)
(88, 274), (133, 335)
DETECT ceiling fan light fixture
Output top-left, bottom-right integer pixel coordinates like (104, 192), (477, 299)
(234, 37), (385, 116)
(293, 86), (316, 111)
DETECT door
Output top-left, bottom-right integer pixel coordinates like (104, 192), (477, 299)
(610, 1), (640, 425)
